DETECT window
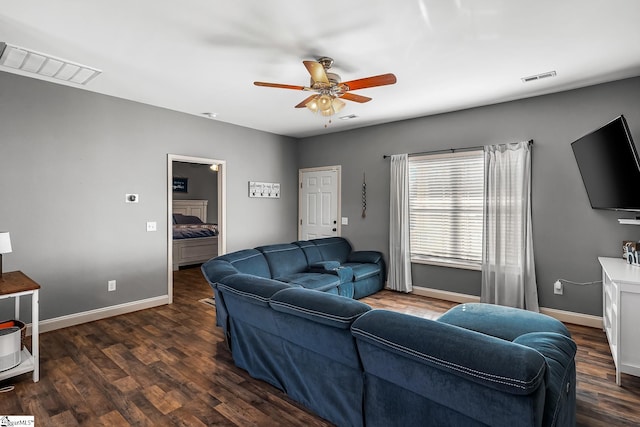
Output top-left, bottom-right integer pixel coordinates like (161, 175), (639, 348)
(408, 150), (484, 269)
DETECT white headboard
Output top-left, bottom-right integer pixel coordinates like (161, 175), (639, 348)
(173, 199), (208, 222)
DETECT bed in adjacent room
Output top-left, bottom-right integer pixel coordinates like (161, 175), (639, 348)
(172, 199), (218, 270)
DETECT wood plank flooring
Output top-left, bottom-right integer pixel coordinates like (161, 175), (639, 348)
(0, 266), (639, 426)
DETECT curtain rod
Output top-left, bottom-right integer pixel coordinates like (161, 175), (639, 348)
(382, 139), (533, 159)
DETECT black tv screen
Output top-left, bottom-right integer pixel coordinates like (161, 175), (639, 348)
(571, 115), (640, 211)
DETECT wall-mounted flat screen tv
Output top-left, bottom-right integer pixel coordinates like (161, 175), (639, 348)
(571, 115), (640, 211)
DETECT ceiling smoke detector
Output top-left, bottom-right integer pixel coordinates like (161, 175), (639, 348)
(521, 71), (557, 83)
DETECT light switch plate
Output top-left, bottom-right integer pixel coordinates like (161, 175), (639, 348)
(146, 221), (157, 232)
(341, 217), (349, 225)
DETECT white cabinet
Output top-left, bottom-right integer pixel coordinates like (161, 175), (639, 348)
(599, 257), (640, 385)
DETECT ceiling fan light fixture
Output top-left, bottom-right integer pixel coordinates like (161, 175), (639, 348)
(318, 95), (333, 111)
(332, 98), (346, 113)
(305, 97), (319, 113)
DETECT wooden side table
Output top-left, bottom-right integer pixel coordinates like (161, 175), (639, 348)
(0, 271), (40, 382)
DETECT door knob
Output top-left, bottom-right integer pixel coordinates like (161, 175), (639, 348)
(332, 228), (337, 232)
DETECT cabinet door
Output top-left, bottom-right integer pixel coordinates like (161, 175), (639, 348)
(620, 291), (640, 375)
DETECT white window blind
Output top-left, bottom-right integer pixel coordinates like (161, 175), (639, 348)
(408, 150), (484, 269)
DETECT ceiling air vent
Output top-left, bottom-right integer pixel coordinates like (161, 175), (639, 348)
(339, 114), (358, 121)
(521, 71), (557, 83)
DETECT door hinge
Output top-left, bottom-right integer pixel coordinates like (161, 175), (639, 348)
(300, 182), (303, 189)
(300, 219), (302, 225)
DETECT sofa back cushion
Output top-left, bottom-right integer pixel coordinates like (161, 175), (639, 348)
(293, 240), (324, 265)
(214, 249), (271, 278)
(257, 244), (309, 279)
(352, 309), (546, 396)
(270, 287), (370, 369)
(311, 237), (352, 263)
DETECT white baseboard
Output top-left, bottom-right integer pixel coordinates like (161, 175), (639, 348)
(538, 307), (603, 329)
(412, 286), (481, 304)
(26, 295), (171, 335)
(411, 286), (603, 328)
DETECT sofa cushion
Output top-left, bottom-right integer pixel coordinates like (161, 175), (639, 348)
(437, 303), (571, 341)
(217, 274), (297, 307)
(352, 309), (547, 396)
(270, 287), (371, 330)
(293, 240), (324, 265)
(258, 244), (308, 279)
(214, 249), (271, 278)
(311, 237), (352, 263)
(343, 262), (380, 281)
(278, 272), (340, 292)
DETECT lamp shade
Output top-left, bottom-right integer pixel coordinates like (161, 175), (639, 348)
(0, 232), (12, 254)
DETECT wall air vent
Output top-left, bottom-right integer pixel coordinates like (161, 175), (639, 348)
(521, 71), (557, 83)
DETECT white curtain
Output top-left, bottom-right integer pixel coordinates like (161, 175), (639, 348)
(481, 141), (539, 311)
(388, 154), (412, 292)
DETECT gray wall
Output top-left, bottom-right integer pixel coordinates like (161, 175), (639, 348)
(0, 71), (299, 322)
(297, 77), (640, 316)
(3, 68), (639, 322)
(172, 162), (218, 223)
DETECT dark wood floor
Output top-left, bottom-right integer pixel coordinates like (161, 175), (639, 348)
(1, 267), (639, 426)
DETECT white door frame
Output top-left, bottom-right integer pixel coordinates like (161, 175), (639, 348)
(298, 165), (341, 240)
(167, 154), (226, 303)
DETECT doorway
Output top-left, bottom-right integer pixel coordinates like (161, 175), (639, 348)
(298, 165), (341, 240)
(167, 154), (226, 303)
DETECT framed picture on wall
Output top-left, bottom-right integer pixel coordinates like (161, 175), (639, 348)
(173, 177), (188, 193)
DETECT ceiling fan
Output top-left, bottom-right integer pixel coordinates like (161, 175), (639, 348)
(253, 57), (397, 118)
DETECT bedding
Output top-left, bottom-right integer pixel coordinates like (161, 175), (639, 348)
(172, 214), (218, 240)
(172, 203), (219, 270)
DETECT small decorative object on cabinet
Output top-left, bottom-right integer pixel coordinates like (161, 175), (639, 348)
(599, 257), (640, 385)
(0, 271), (39, 382)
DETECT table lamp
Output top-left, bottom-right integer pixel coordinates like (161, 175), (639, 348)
(0, 232), (12, 278)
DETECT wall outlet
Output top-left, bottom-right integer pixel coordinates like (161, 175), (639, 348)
(146, 221), (157, 232)
(108, 280), (116, 292)
(554, 280), (563, 295)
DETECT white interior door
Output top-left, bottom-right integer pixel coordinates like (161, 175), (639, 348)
(299, 166), (341, 240)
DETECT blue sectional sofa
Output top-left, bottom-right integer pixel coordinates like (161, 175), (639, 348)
(201, 237), (385, 339)
(200, 238), (577, 427)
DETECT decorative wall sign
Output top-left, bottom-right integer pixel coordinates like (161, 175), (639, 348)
(249, 181), (281, 198)
(173, 177), (188, 193)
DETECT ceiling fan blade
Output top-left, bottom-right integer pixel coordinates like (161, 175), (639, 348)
(342, 73), (397, 91)
(254, 81), (307, 90)
(295, 95), (318, 108)
(340, 92), (372, 103)
(303, 60), (329, 84)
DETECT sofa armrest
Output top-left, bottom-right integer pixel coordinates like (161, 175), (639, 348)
(309, 262), (354, 282)
(352, 309), (546, 395)
(514, 332), (577, 426)
(347, 250), (382, 264)
(309, 261), (341, 270)
(201, 260), (238, 286)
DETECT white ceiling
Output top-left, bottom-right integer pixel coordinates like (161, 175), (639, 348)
(1, 1), (639, 138)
